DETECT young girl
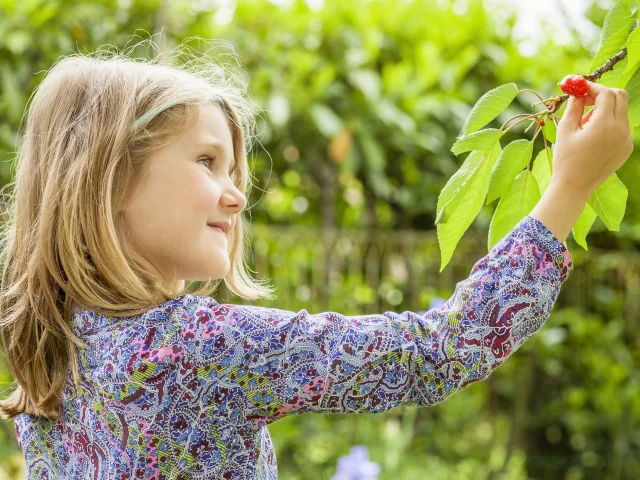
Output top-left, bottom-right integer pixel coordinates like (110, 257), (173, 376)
(0, 42), (633, 479)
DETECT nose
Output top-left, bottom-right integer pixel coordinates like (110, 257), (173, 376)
(221, 181), (247, 213)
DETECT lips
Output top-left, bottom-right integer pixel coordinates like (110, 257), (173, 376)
(207, 220), (231, 233)
(208, 225), (225, 235)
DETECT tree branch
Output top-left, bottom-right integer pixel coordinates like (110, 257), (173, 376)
(547, 47), (628, 114)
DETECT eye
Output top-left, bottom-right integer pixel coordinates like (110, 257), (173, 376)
(197, 156), (215, 169)
(198, 155), (236, 177)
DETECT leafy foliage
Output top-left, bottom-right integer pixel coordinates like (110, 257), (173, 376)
(0, 0), (639, 479)
(457, 83), (519, 137)
(435, 0), (640, 270)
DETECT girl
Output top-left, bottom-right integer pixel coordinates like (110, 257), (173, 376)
(0, 42), (633, 479)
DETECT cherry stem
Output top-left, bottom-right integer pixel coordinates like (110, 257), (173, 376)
(502, 111), (546, 135)
(531, 124), (542, 143)
(518, 88), (545, 102)
(503, 115), (535, 134)
(500, 113), (532, 130)
(524, 119), (537, 133)
(531, 96), (561, 108)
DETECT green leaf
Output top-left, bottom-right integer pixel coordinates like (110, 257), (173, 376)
(488, 170), (541, 250)
(625, 64), (640, 127)
(587, 173), (628, 231)
(348, 69), (381, 101)
(598, 23), (640, 88)
(359, 131), (393, 198)
(31, 2), (59, 28)
(5, 31), (31, 56)
(531, 146), (553, 195)
(457, 83), (519, 138)
(619, 22), (640, 85)
(541, 117), (557, 144)
(437, 146), (501, 272)
(623, 0), (639, 13)
(572, 203), (598, 250)
(435, 143), (502, 225)
(450, 128), (504, 156)
(589, 1), (635, 74)
(376, 98), (416, 134)
(598, 55), (630, 89)
(310, 103), (343, 138)
(486, 139), (534, 204)
(359, 131), (385, 173)
(0, 61), (24, 123)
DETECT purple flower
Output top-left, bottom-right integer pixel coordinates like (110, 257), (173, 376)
(330, 445), (381, 480)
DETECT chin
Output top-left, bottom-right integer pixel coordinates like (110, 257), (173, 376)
(193, 264), (230, 282)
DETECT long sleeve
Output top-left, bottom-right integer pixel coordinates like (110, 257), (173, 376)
(178, 215), (573, 430)
(14, 216), (571, 479)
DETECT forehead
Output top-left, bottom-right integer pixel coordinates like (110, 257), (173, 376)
(177, 102), (237, 172)
(187, 102), (232, 143)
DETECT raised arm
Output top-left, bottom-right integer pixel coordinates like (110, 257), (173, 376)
(531, 80), (633, 242)
(176, 215), (572, 430)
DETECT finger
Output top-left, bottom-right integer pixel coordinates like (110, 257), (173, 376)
(580, 107), (595, 128)
(583, 94), (595, 107)
(614, 88), (628, 121)
(586, 80), (616, 118)
(558, 94), (585, 132)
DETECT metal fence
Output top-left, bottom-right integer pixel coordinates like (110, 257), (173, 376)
(218, 224), (640, 332)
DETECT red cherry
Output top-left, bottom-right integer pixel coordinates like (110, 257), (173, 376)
(558, 74), (588, 97)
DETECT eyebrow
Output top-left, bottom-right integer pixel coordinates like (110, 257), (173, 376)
(195, 140), (237, 172)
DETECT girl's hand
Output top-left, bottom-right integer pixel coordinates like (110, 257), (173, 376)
(551, 80), (634, 198)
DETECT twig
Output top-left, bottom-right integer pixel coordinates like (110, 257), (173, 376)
(518, 88), (545, 102)
(502, 112), (546, 135)
(500, 113), (534, 130)
(546, 47), (628, 114)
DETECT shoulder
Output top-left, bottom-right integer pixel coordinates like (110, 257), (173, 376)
(73, 294), (229, 371)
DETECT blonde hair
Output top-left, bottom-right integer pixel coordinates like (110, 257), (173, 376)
(0, 37), (275, 420)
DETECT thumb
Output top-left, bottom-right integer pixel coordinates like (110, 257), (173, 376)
(558, 95), (585, 132)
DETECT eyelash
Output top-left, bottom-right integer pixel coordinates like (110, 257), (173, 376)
(198, 156), (235, 176)
(197, 156), (215, 169)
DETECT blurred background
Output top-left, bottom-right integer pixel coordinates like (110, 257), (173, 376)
(0, 0), (639, 478)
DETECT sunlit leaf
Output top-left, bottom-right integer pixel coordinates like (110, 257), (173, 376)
(531, 146), (553, 195)
(488, 170), (541, 250)
(376, 98), (416, 134)
(348, 69), (381, 101)
(572, 203), (598, 250)
(541, 117), (557, 144)
(457, 83), (519, 138)
(450, 128), (504, 156)
(310, 103), (343, 138)
(587, 173), (628, 231)
(359, 131), (385, 172)
(436, 143), (502, 224)
(600, 22), (640, 88)
(589, 0), (635, 74)
(486, 139), (533, 204)
(625, 64), (640, 127)
(437, 146), (501, 272)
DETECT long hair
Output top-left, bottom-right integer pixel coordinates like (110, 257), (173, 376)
(0, 37), (275, 419)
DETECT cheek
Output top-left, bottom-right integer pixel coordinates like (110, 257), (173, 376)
(133, 168), (220, 242)
(170, 170), (221, 225)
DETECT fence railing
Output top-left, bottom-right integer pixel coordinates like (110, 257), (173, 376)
(217, 224), (640, 332)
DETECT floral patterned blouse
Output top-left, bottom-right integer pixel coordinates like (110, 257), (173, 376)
(13, 215), (573, 479)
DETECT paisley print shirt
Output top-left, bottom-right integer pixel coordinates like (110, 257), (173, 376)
(13, 215), (574, 479)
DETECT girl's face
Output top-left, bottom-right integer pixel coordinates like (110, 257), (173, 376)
(121, 102), (246, 285)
